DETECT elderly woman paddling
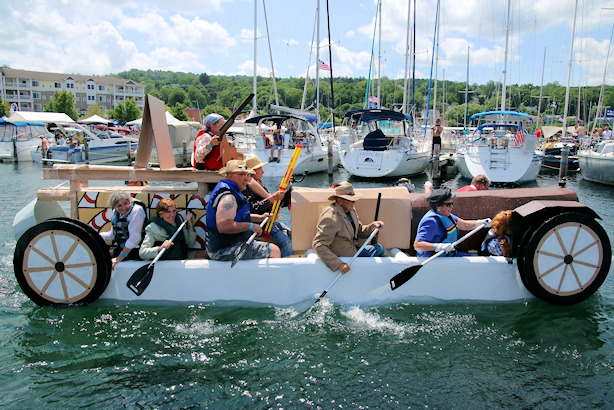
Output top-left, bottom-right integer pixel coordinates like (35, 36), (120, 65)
(192, 113), (226, 171)
(99, 191), (146, 270)
(414, 188), (491, 257)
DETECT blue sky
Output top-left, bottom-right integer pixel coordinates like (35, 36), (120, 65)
(2, 0), (613, 87)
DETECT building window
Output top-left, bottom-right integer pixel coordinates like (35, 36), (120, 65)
(99, 85), (105, 91)
(32, 80), (39, 87)
(87, 84), (94, 90)
(54, 82), (62, 88)
(33, 92), (41, 99)
(34, 104), (42, 111)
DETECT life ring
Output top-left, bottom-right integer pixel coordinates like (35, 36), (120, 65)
(13, 218), (111, 306)
(518, 212), (611, 305)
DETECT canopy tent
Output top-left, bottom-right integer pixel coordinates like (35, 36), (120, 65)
(125, 112), (179, 126)
(78, 114), (111, 124)
(541, 125), (577, 140)
(7, 111), (75, 124)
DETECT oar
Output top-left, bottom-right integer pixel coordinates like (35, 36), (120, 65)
(389, 221), (487, 290)
(231, 217), (270, 267)
(310, 225), (381, 308)
(372, 192), (382, 244)
(127, 219), (188, 296)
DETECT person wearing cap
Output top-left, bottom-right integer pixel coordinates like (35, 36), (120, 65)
(99, 191), (146, 270)
(242, 156), (293, 257)
(312, 182), (385, 273)
(393, 177), (416, 194)
(455, 174), (491, 192)
(192, 113), (226, 171)
(414, 188), (492, 257)
(205, 160), (281, 261)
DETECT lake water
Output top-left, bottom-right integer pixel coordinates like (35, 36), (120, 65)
(1, 162), (613, 407)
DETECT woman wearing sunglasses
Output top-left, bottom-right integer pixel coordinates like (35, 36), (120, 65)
(414, 188), (491, 257)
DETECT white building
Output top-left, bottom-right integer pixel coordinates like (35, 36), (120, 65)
(0, 68), (145, 115)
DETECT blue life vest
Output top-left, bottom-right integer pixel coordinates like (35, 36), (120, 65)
(416, 210), (458, 257)
(205, 180), (251, 252)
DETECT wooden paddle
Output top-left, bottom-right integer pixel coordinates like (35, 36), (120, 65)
(127, 219), (189, 296)
(389, 221), (488, 290)
(230, 217), (270, 267)
(310, 225), (381, 308)
(218, 93), (254, 164)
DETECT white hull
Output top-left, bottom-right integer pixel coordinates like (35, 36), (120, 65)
(578, 143), (614, 186)
(247, 147), (339, 177)
(457, 146), (543, 184)
(0, 140), (40, 162)
(31, 143), (136, 164)
(102, 251), (532, 305)
(340, 149), (430, 178)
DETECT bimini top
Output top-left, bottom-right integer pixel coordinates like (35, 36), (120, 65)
(469, 110), (534, 123)
(245, 113), (317, 126)
(343, 109), (411, 123)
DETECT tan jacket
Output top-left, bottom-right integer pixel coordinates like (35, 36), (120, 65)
(312, 202), (375, 271)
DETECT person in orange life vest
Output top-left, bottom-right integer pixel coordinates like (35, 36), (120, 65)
(414, 188), (491, 257)
(455, 174), (491, 192)
(192, 113), (226, 170)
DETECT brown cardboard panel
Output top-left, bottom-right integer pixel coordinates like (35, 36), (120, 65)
(134, 94), (176, 170)
(291, 186), (412, 252)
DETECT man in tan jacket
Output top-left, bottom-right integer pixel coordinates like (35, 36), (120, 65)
(312, 182), (385, 273)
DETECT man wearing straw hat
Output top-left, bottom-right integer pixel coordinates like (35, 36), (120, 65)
(205, 160), (281, 261)
(242, 155), (293, 257)
(313, 182), (385, 273)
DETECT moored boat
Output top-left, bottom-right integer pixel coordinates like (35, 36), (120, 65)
(338, 109), (430, 178)
(577, 141), (614, 186)
(457, 111), (544, 184)
(0, 118), (53, 162)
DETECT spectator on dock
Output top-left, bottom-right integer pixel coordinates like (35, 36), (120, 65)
(455, 175), (491, 192)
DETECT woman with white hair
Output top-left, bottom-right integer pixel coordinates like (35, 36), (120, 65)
(99, 191), (146, 269)
(192, 113), (226, 171)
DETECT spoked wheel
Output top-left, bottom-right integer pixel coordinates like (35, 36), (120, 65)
(520, 212), (611, 306)
(13, 219), (111, 306)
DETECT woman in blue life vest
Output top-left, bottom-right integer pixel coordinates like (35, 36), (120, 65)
(99, 191), (146, 270)
(139, 198), (197, 261)
(414, 188), (491, 257)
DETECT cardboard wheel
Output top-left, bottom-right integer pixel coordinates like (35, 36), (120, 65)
(519, 213), (611, 306)
(13, 219), (111, 306)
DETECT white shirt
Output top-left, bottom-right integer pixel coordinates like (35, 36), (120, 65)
(99, 204), (146, 249)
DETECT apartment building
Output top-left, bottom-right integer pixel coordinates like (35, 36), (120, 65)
(0, 68), (145, 115)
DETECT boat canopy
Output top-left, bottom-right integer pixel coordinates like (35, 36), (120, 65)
(469, 110), (534, 123)
(7, 111), (75, 124)
(343, 109), (411, 123)
(244, 113), (318, 125)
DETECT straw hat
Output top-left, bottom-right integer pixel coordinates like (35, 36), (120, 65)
(328, 181), (363, 201)
(244, 155), (267, 170)
(218, 160), (255, 175)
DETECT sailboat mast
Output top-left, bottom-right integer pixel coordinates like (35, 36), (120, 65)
(592, 24), (614, 133)
(536, 47), (546, 129)
(315, 0), (320, 122)
(402, 0), (411, 113)
(262, 0), (279, 106)
(561, 0), (579, 141)
(464, 46), (469, 129)
(377, 0), (382, 108)
(501, 0), (511, 111)
(432, 0), (440, 121)
(252, 0), (257, 113)
(301, 9), (318, 111)
(326, 0), (335, 131)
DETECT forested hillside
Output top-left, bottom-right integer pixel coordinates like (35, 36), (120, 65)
(114, 68), (613, 126)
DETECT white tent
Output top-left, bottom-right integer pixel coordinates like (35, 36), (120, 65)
(78, 114), (111, 124)
(8, 111), (75, 124)
(125, 112), (180, 126)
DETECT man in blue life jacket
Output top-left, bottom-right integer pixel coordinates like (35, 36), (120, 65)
(414, 188), (491, 257)
(205, 159), (281, 261)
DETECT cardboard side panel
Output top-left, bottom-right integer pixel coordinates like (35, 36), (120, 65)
(291, 187), (412, 252)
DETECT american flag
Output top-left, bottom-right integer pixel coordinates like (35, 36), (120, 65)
(514, 129), (525, 146)
(318, 60), (331, 71)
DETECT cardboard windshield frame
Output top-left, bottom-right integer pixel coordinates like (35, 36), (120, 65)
(134, 94), (176, 170)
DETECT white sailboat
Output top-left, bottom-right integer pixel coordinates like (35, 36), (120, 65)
(338, 109), (429, 178)
(456, 0), (543, 184)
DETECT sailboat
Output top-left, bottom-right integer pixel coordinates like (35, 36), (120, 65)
(456, 0), (543, 184)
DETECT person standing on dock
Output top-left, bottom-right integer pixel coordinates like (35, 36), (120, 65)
(431, 118), (443, 155)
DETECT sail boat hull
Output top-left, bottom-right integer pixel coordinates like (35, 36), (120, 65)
(341, 149), (429, 178)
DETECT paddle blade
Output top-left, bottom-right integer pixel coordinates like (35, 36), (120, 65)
(389, 265), (422, 290)
(127, 264), (154, 296)
(231, 244), (246, 268)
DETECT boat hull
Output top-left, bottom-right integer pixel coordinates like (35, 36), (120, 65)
(248, 148), (339, 177)
(103, 251), (532, 305)
(340, 149), (430, 178)
(457, 146), (543, 184)
(578, 151), (614, 186)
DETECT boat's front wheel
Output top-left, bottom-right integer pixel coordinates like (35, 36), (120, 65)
(519, 212), (611, 305)
(13, 219), (111, 306)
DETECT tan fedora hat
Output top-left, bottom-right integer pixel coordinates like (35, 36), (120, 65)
(328, 181), (363, 201)
(218, 160), (255, 175)
(244, 155), (267, 170)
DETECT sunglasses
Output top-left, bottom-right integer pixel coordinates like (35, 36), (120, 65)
(442, 202), (454, 207)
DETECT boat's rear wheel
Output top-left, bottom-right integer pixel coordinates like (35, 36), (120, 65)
(519, 212), (611, 305)
(13, 219), (111, 306)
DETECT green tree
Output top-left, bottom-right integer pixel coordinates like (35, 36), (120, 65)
(83, 104), (107, 119)
(0, 95), (9, 117)
(124, 99), (141, 123)
(108, 102), (126, 123)
(44, 90), (79, 120)
(169, 87), (188, 106)
(170, 103), (189, 121)
(199, 73), (210, 86)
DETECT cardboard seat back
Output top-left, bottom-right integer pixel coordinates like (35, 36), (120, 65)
(291, 186), (411, 253)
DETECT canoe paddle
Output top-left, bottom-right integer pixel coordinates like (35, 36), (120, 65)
(309, 225), (381, 308)
(127, 219), (189, 296)
(389, 221), (488, 290)
(231, 217), (269, 267)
